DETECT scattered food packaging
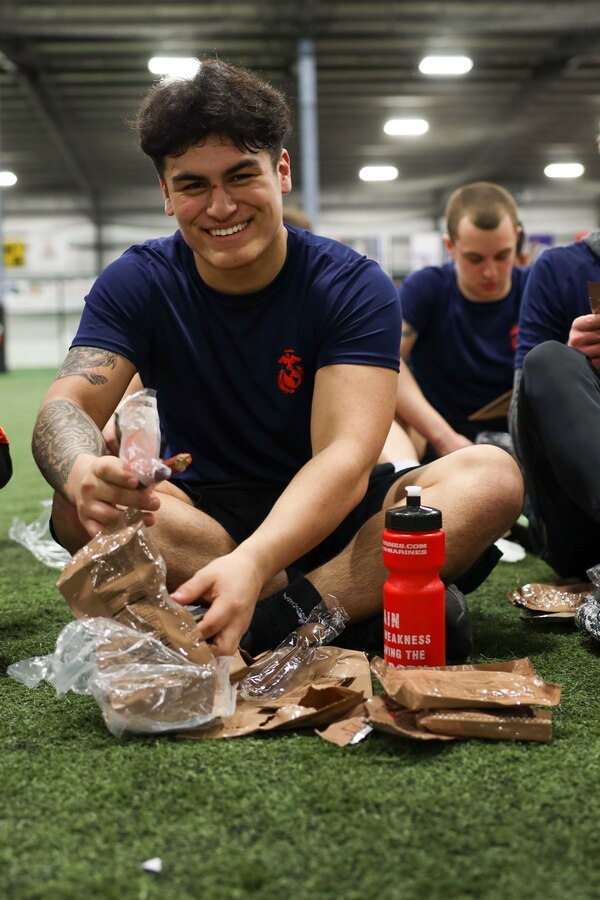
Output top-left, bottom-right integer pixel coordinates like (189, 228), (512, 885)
(370, 656), (561, 710)
(239, 599), (348, 700)
(367, 657), (560, 743)
(7, 618), (234, 737)
(178, 646), (372, 741)
(57, 510), (212, 667)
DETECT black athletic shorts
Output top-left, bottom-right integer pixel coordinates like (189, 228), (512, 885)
(174, 462), (415, 575)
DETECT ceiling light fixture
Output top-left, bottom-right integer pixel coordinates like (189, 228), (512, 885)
(419, 56), (473, 76)
(148, 57), (200, 77)
(384, 118), (429, 136)
(0, 171), (17, 187)
(544, 162), (585, 179)
(359, 166), (399, 182)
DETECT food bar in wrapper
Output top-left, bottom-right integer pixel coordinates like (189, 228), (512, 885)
(588, 281), (600, 314)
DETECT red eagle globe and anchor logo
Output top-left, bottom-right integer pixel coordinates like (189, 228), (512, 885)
(277, 348), (304, 394)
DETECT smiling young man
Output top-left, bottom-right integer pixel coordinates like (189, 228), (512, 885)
(382, 182), (529, 464)
(32, 61), (523, 660)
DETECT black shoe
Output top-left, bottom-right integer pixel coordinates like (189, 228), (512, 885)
(444, 584), (473, 662)
(332, 584), (473, 663)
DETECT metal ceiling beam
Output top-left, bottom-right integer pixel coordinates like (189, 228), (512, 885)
(0, 42), (99, 223)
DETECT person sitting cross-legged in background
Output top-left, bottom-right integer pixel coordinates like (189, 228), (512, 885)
(382, 181), (529, 467)
(510, 193), (600, 577)
(32, 59), (523, 662)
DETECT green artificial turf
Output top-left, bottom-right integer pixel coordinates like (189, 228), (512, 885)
(2, 369), (600, 899)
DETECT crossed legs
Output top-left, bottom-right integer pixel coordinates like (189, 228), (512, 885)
(52, 443), (523, 622)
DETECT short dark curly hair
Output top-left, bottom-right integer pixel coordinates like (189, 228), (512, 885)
(134, 58), (292, 177)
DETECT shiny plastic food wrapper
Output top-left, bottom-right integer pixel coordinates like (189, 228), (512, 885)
(508, 581), (593, 613)
(9, 500), (71, 570)
(7, 618), (235, 737)
(238, 599), (349, 700)
(575, 597), (600, 641)
(57, 510), (211, 666)
(370, 656), (561, 710)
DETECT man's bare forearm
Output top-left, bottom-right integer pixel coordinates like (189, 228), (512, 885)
(32, 398), (106, 496)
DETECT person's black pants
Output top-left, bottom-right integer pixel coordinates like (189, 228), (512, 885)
(517, 341), (600, 577)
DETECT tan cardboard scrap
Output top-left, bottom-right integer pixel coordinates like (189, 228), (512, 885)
(467, 389), (512, 422)
(315, 702), (370, 746)
(57, 513), (211, 666)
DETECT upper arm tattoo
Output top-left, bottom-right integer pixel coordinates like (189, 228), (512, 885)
(56, 347), (118, 385)
(32, 398), (107, 495)
(401, 322), (416, 339)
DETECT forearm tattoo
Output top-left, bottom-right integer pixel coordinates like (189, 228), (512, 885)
(32, 398), (106, 495)
(56, 347), (118, 385)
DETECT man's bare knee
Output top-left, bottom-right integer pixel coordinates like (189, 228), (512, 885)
(462, 445), (524, 529)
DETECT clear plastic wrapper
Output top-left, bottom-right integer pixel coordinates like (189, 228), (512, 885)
(574, 563), (600, 640)
(9, 500), (71, 569)
(239, 598), (349, 700)
(116, 390), (171, 485)
(7, 617), (235, 737)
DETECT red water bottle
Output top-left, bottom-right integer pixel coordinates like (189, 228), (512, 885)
(383, 485), (445, 667)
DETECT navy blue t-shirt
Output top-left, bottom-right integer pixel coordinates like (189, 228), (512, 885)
(400, 262), (529, 420)
(72, 225), (401, 486)
(515, 238), (600, 369)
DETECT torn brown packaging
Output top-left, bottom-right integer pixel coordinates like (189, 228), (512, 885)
(416, 707), (553, 743)
(588, 281), (600, 314)
(57, 511), (212, 666)
(366, 696), (456, 742)
(370, 656), (561, 710)
(178, 647), (371, 740)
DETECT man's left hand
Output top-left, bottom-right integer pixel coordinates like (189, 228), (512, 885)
(171, 548), (263, 656)
(568, 313), (600, 369)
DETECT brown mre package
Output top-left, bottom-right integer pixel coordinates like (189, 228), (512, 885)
(416, 707), (553, 742)
(371, 656), (561, 710)
(57, 512), (211, 666)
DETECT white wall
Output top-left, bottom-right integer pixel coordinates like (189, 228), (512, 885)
(2, 197), (598, 369)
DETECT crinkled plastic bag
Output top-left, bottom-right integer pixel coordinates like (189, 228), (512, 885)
(7, 617), (235, 737)
(116, 390), (171, 485)
(239, 599), (349, 701)
(574, 563), (600, 640)
(9, 500), (71, 569)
